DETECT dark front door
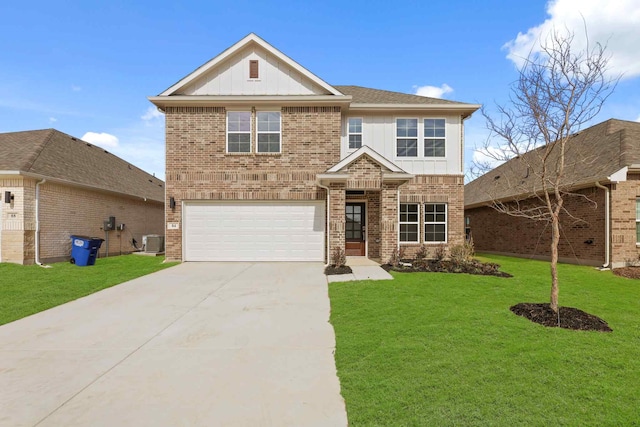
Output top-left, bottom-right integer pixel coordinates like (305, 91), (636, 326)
(345, 203), (366, 256)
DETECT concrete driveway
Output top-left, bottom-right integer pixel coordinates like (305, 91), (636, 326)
(0, 262), (347, 427)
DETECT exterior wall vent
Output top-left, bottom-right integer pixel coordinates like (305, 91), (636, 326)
(249, 60), (259, 79)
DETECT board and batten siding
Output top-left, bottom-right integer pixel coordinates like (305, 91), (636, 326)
(183, 45), (329, 96)
(340, 115), (463, 175)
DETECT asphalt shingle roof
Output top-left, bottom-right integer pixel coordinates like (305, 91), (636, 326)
(333, 85), (470, 105)
(464, 119), (640, 207)
(0, 129), (164, 202)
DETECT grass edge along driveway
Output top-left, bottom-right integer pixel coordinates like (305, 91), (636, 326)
(329, 254), (640, 426)
(0, 255), (178, 326)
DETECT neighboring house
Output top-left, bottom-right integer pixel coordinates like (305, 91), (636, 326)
(465, 119), (640, 268)
(0, 129), (165, 265)
(149, 33), (480, 263)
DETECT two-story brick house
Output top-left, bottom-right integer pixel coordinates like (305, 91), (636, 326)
(149, 34), (480, 263)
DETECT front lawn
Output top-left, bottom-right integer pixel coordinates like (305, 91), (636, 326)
(0, 255), (178, 326)
(329, 254), (640, 426)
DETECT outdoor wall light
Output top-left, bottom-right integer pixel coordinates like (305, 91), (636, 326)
(4, 191), (14, 204)
(169, 197), (176, 209)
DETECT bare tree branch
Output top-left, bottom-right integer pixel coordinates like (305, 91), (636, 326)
(475, 26), (619, 314)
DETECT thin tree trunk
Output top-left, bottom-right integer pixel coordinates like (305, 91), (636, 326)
(550, 213), (560, 314)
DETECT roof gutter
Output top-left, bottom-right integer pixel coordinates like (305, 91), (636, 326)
(148, 95), (353, 109)
(347, 103), (481, 118)
(0, 171), (163, 204)
(594, 181), (610, 269)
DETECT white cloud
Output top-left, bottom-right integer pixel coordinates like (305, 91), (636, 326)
(71, 85), (81, 92)
(504, 0), (640, 79)
(81, 132), (119, 149)
(636, 114), (640, 122)
(141, 106), (163, 122)
(413, 83), (454, 99)
(48, 117), (57, 123)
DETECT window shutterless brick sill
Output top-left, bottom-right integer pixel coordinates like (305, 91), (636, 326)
(226, 152), (282, 156)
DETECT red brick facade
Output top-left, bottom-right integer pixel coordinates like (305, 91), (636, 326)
(610, 175), (640, 266)
(165, 106), (342, 261)
(164, 106), (466, 263)
(0, 177), (164, 264)
(465, 187), (607, 266)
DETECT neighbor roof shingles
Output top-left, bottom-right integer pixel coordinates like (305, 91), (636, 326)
(464, 119), (640, 207)
(0, 129), (164, 202)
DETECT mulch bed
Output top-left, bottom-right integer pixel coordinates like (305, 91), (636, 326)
(612, 266), (640, 279)
(324, 265), (353, 275)
(511, 302), (612, 332)
(382, 259), (512, 278)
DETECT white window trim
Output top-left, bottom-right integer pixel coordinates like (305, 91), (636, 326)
(395, 117), (419, 158)
(636, 199), (640, 244)
(424, 118), (446, 158)
(399, 203), (420, 243)
(347, 117), (363, 151)
(256, 111), (282, 154)
(226, 111), (252, 154)
(424, 203), (448, 244)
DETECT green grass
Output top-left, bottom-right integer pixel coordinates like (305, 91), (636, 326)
(0, 255), (178, 325)
(329, 254), (640, 426)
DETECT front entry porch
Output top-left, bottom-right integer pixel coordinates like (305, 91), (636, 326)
(317, 146), (414, 264)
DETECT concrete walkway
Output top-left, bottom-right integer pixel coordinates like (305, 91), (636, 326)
(327, 256), (394, 283)
(0, 262), (347, 427)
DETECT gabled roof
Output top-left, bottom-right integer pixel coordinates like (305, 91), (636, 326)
(0, 129), (164, 202)
(464, 119), (640, 208)
(327, 145), (408, 173)
(159, 33), (343, 97)
(317, 145), (414, 185)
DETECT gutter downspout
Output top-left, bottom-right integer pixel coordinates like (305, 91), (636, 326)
(594, 181), (610, 269)
(397, 187), (401, 252)
(317, 181), (331, 266)
(35, 179), (51, 268)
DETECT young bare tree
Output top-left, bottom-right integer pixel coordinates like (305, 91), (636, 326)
(475, 29), (617, 314)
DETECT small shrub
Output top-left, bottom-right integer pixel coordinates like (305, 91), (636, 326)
(415, 245), (428, 260)
(450, 241), (474, 266)
(331, 246), (346, 267)
(388, 247), (406, 267)
(434, 244), (447, 262)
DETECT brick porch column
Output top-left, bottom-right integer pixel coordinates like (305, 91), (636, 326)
(329, 183), (346, 260)
(380, 183), (399, 263)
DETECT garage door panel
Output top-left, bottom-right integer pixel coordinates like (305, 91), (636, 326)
(184, 202), (325, 261)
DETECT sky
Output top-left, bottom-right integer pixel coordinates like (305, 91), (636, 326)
(1, 0), (639, 181)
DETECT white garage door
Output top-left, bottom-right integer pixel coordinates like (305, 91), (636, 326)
(183, 201), (325, 261)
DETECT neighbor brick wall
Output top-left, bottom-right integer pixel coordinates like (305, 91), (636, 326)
(610, 176), (640, 267)
(164, 105), (342, 261)
(399, 175), (465, 259)
(465, 186), (606, 265)
(37, 181), (164, 263)
(0, 177), (30, 264)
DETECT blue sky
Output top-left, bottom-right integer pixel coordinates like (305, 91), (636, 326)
(1, 0), (639, 180)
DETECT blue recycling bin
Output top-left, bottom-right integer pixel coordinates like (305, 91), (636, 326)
(70, 235), (104, 266)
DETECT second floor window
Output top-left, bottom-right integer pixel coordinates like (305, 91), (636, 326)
(424, 119), (446, 157)
(396, 118), (418, 157)
(348, 118), (362, 149)
(257, 112), (281, 153)
(227, 112), (251, 153)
